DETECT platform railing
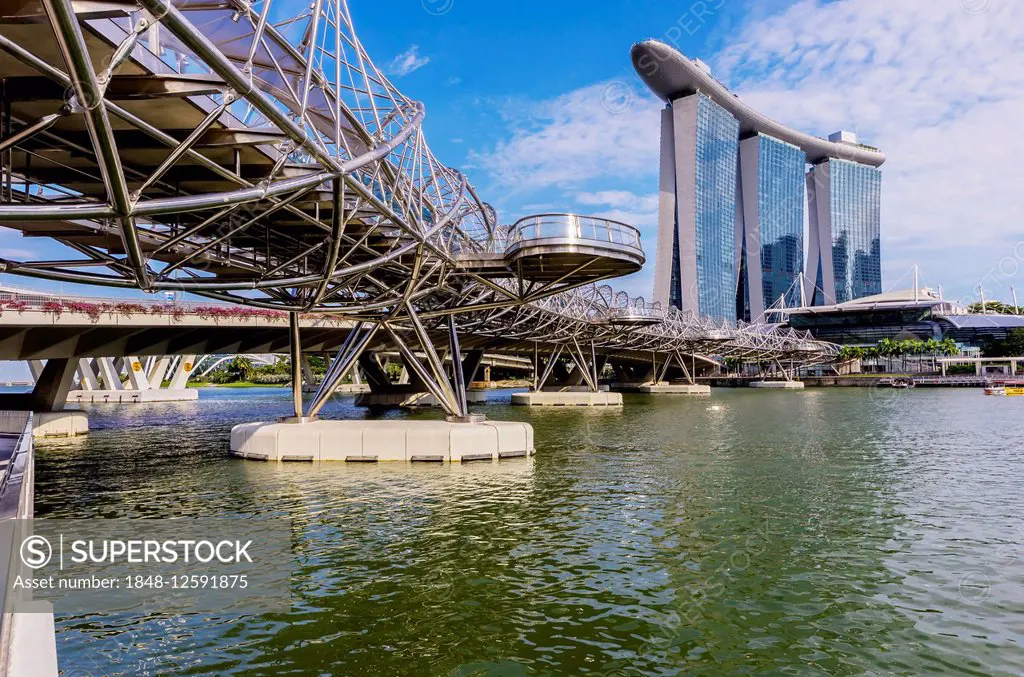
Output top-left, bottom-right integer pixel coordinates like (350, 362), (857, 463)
(595, 306), (664, 324)
(510, 214), (643, 252)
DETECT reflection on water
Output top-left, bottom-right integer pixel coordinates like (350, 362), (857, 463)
(35, 387), (1024, 676)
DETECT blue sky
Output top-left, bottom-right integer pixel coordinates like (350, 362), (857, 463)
(2, 0), (1022, 312)
(350, 0), (1024, 308)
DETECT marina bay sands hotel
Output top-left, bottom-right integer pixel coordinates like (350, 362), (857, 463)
(632, 41), (886, 325)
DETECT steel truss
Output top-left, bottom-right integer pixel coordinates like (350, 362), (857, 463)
(0, 0), (838, 421)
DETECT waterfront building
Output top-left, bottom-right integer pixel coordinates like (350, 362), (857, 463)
(785, 288), (1024, 350)
(654, 94), (739, 324)
(806, 154), (883, 305)
(737, 133), (807, 321)
(633, 40), (886, 321)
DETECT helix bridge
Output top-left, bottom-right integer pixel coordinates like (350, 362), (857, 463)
(0, 0), (837, 421)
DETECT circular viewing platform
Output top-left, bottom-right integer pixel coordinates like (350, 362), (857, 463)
(505, 214), (644, 283)
(592, 307), (663, 327)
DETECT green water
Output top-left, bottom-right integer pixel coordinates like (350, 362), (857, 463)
(34, 387), (1024, 676)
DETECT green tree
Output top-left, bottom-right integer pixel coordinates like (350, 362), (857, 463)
(227, 356), (254, 382)
(1003, 328), (1024, 356)
(969, 301), (1021, 315)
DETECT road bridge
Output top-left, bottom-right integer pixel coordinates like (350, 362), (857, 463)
(0, 286), (818, 423)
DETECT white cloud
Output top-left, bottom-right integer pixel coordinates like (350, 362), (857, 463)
(715, 0), (1024, 299)
(446, 76), (463, 86)
(388, 45), (430, 77)
(576, 190), (659, 213)
(469, 83), (662, 193)
(0, 248), (36, 260)
(472, 0), (1024, 301)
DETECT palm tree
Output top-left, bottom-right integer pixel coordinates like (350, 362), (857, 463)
(878, 338), (898, 372)
(228, 356), (254, 382)
(924, 338), (942, 372)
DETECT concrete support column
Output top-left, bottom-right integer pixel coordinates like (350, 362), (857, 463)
(124, 356), (151, 390)
(462, 350), (484, 387)
(595, 354), (608, 383)
(77, 358), (100, 390)
(357, 353), (392, 390)
(549, 360), (582, 387)
(97, 357), (122, 390)
(30, 358), (78, 411)
(300, 355), (316, 386)
(28, 360), (45, 382)
(168, 355), (197, 389)
(147, 355), (173, 387)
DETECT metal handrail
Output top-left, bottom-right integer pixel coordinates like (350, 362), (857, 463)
(510, 214), (642, 251)
(599, 306), (663, 320)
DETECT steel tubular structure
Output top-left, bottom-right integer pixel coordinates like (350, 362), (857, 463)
(0, 0), (837, 418)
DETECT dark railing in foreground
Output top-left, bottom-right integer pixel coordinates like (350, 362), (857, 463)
(0, 412), (33, 676)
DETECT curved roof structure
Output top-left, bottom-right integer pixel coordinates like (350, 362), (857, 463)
(631, 40), (886, 167)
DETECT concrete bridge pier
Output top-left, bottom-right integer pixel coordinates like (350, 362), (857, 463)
(230, 314), (534, 464)
(512, 341), (622, 406)
(65, 355), (199, 404)
(4, 359), (88, 438)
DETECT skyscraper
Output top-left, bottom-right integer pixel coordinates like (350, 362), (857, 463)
(633, 40), (886, 321)
(654, 94), (739, 324)
(737, 133), (807, 322)
(805, 157), (883, 305)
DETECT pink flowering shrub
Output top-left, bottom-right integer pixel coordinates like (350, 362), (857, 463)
(14, 297), (289, 323)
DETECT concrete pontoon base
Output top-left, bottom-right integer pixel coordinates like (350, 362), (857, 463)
(33, 411), (88, 438)
(302, 383), (370, 394)
(66, 389), (199, 404)
(229, 419), (535, 463)
(511, 391), (623, 406)
(749, 381), (805, 389)
(355, 390), (488, 408)
(635, 384), (710, 395)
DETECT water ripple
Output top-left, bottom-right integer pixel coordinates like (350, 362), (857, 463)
(33, 387), (1024, 676)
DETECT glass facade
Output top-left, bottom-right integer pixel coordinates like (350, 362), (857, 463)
(669, 223), (682, 309)
(829, 159), (882, 303)
(756, 135), (806, 310)
(693, 95), (739, 324)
